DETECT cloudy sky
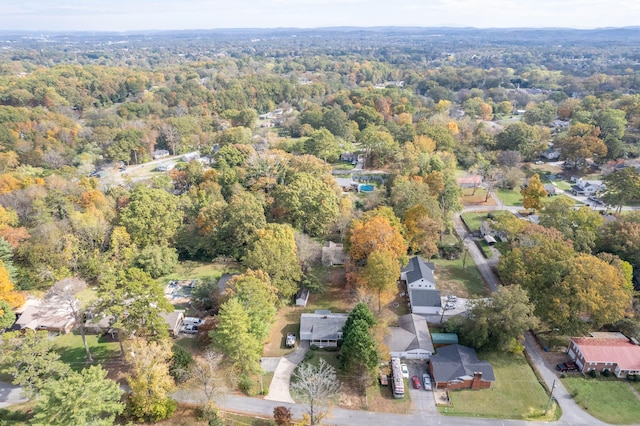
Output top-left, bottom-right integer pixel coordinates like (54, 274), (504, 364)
(2, 0), (640, 32)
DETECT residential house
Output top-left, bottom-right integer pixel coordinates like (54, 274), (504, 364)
(182, 152), (200, 162)
(299, 310), (348, 348)
(401, 256), (442, 315)
(429, 344), (495, 390)
(334, 177), (357, 192)
(157, 162), (176, 172)
(161, 310), (185, 337)
(544, 184), (557, 196)
(153, 149), (170, 160)
(571, 178), (604, 196)
(385, 313), (434, 360)
(456, 175), (483, 189)
(14, 299), (76, 334)
(568, 332), (640, 378)
(322, 241), (348, 266)
(84, 309), (186, 338)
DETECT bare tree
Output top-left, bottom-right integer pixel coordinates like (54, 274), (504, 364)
(45, 277), (92, 362)
(290, 359), (341, 426)
(187, 350), (222, 404)
(294, 232), (322, 273)
(161, 124), (181, 156)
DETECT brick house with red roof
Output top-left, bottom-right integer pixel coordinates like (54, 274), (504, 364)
(568, 332), (640, 378)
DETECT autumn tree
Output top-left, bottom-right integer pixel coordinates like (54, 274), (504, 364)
(0, 259), (23, 309)
(245, 224), (302, 300)
(348, 215), (406, 265)
(33, 365), (124, 426)
(361, 249), (401, 312)
(216, 190), (266, 259)
(125, 338), (176, 422)
(291, 359), (342, 426)
(273, 406), (293, 426)
(555, 123), (607, 170)
(495, 122), (548, 161)
(521, 173), (547, 212)
(304, 128), (341, 163)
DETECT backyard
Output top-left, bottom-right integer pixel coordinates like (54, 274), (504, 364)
(431, 257), (486, 297)
(562, 377), (640, 425)
(52, 332), (121, 369)
(440, 352), (559, 421)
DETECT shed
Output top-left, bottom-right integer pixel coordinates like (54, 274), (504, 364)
(295, 288), (310, 307)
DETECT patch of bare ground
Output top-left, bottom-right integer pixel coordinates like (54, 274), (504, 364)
(461, 188), (498, 206)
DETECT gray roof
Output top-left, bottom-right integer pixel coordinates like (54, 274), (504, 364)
(402, 256), (436, 286)
(300, 312), (348, 342)
(410, 289), (442, 307)
(430, 344), (495, 383)
(385, 314), (435, 353)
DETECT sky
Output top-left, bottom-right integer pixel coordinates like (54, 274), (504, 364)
(2, 0), (640, 32)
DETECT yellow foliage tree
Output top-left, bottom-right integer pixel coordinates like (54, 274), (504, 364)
(348, 216), (406, 264)
(521, 173), (547, 212)
(125, 338), (176, 422)
(0, 260), (24, 309)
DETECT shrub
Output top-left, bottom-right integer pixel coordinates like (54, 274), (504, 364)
(626, 374), (635, 381)
(169, 344), (194, 383)
(238, 374), (254, 395)
(304, 351), (314, 361)
(588, 369), (598, 378)
(310, 344), (319, 350)
(602, 369), (611, 378)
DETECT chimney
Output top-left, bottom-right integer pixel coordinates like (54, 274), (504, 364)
(471, 372), (483, 390)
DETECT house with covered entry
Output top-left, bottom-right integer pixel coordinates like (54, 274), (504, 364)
(568, 332), (640, 378)
(299, 310), (348, 348)
(571, 178), (604, 196)
(400, 256), (442, 315)
(385, 313), (434, 360)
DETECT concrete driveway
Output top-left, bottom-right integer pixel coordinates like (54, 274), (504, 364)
(265, 341), (309, 403)
(0, 381), (27, 408)
(404, 360), (438, 415)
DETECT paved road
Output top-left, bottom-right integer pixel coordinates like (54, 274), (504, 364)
(0, 382), (27, 408)
(452, 214), (500, 292)
(265, 341), (309, 403)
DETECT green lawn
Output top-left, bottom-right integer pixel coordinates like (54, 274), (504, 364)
(441, 352), (558, 421)
(554, 180), (573, 191)
(432, 257), (486, 297)
(461, 212), (488, 233)
(332, 162), (356, 171)
(562, 377), (640, 424)
(52, 333), (121, 368)
(495, 189), (523, 207)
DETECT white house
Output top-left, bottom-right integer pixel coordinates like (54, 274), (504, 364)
(385, 314), (434, 360)
(401, 256), (441, 315)
(572, 178), (604, 196)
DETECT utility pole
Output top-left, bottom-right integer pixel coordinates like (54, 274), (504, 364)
(545, 379), (557, 415)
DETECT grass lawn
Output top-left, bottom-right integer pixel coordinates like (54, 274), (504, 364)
(495, 188), (523, 207)
(562, 377), (640, 424)
(553, 180), (573, 191)
(364, 379), (412, 414)
(461, 212), (488, 232)
(332, 162), (356, 171)
(431, 257), (486, 297)
(441, 352), (558, 421)
(555, 194), (584, 205)
(52, 332), (121, 368)
(477, 240), (494, 259)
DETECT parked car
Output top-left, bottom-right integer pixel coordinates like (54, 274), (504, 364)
(556, 362), (579, 372)
(286, 332), (296, 348)
(447, 295), (458, 302)
(445, 302), (456, 310)
(422, 373), (432, 391)
(535, 161), (544, 165)
(184, 317), (204, 326)
(411, 375), (421, 389)
(401, 363), (409, 379)
(181, 324), (198, 334)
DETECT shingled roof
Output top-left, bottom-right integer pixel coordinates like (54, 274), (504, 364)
(402, 256), (436, 287)
(430, 344), (495, 383)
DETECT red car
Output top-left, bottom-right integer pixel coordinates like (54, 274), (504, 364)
(411, 375), (421, 389)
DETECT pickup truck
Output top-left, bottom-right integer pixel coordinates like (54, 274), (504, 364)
(286, 332), (296, 348)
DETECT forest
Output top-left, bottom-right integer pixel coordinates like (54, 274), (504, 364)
(1, 27), (640, 424)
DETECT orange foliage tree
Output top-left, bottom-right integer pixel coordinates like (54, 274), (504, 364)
(0, 260), (24, 309)
(348, 216), (406, 265)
